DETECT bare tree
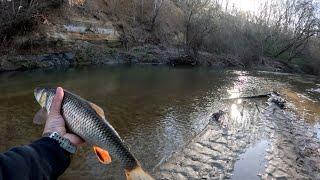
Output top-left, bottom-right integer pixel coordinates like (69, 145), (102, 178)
(258, 0), (319, 61)
(176, 0), (217, 57)
(149, 0), (164, 32)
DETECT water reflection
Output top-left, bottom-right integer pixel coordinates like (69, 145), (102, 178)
(0, 66), (319, 179)
(232, 140), (269, 180)
(157, 82), (270, 179)
(227, 71), (254, 128)
(230, 103), (242, 120)
(0, 66), (233, 179)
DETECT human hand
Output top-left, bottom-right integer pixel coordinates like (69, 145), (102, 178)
(43, 87), (84, 146)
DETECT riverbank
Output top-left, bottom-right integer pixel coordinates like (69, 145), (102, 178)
(0, 0), (314, 75)
(0, 44), (299, 73)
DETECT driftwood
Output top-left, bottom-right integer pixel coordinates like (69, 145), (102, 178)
(224, 94), (270, 100)
(223, 91), (285, 109)
(223, 91), (280, 100)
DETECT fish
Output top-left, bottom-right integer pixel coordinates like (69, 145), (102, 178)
(33, 87), (153, 180)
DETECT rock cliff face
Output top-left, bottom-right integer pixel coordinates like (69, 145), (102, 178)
(0, 0), (122, 71)
(0, 0), (186, 71)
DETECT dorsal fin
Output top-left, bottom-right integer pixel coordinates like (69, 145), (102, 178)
(89, 102), (105, 119)
(89, 102), (122, 138)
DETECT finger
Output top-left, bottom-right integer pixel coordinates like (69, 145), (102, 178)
(64, 133), (85, 145)
(49, 87), (64, 117)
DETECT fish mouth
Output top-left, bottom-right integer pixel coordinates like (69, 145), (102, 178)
(34, 87), (44, 102)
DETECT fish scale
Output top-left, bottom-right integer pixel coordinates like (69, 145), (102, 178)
(38, 88), (138, 171)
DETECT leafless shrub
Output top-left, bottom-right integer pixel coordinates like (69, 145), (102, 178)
(0, 0), (36, 43)
(0, 0), (63, 48)
(176, 0), (218, 58)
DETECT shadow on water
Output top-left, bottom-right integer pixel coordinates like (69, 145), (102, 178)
(0, 66), (319, 179)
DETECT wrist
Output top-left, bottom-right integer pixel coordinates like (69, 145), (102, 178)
(43, 130), (65, 138)
(44, 132), (77, 154)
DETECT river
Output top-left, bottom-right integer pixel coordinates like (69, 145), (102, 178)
(0, 65), (319, 179)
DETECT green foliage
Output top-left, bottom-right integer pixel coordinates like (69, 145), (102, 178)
(105, 47), (117, 56)
(86, 47), (95, 57)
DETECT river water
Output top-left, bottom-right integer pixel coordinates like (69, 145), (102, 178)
(0, 66), (319, 179)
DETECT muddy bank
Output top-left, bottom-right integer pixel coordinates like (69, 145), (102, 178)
(155, 97), (320, 179)
(0, 44), (296, 73)
(0, 52), (75, 71)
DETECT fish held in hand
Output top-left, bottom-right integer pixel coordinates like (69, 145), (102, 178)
(34, 87), (153, 180)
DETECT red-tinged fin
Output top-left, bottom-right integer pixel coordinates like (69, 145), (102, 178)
(33, 107), (48, 125)
(125, 166), (154, 180)
(89, 102), (105, 119)
(93, 146), (112, 164)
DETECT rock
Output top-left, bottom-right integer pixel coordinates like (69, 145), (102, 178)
(210, 110), (225, 123)
(64, 52), (75, 61)
(268, 93), (286, 109)
(167, 55), (198, 67)
(0, 52), (76, 72)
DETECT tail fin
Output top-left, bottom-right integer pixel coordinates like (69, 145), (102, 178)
(125, 166), (154, 180)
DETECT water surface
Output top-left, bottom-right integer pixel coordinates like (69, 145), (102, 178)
(0, 66), (319, 179)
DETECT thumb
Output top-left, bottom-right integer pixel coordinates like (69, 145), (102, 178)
(49, 87), (64, 116)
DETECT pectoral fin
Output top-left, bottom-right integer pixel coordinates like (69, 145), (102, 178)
(89, 102), (105, 119)
(93, 146), (112, 164)
(33, 107), (48, 125)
